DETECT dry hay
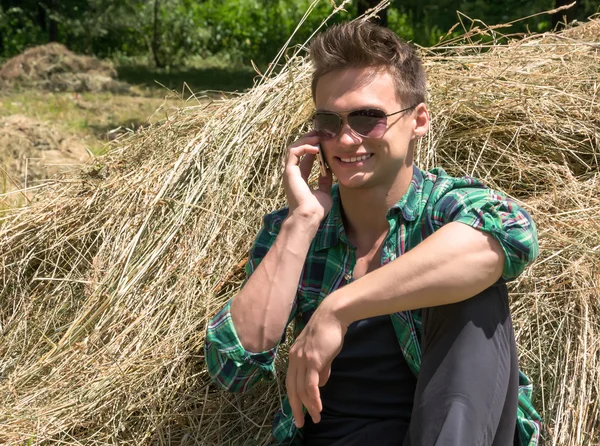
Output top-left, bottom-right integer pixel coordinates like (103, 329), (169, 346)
(512, 176), (600, 445)
(420, 17), (600, 196)
(0, 115), (91, 207)
(0, 42), (130, 93)
(0, 14), (599, 446)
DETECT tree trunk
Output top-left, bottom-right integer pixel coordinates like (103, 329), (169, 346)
(46, 0), (59, 42)
(552, 0), (578, 29)
(151, 0), (164, 68)
(357, 0), (388, 27)
(37, 2), (47, 32)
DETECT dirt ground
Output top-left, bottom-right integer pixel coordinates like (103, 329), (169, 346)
(0, 114), (89, 189)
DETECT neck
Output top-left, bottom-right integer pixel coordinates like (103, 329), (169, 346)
(339, 164), (414, 248)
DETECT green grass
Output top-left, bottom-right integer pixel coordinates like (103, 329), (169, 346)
(116, 57), (256, 95)
(0, 91), (170, 130)
(0, 89), (188, 160)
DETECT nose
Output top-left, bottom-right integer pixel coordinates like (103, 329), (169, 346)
(337, 122), (362, 146)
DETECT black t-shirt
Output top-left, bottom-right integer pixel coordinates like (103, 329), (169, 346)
(303, 314), (417, 444)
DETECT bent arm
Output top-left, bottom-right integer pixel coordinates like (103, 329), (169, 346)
(329, 187), (538, 326)
(329, 222), (506, 325)
(231, 214), (319, 352)
(205, 211), (319, 392)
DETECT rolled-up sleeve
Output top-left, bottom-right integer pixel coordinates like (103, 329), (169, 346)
(432, 186), (538, 281)
(204, 209), (293, 393)
(205, 300), (279, 393)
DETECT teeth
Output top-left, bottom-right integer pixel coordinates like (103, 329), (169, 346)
(340, 154), (371, 163)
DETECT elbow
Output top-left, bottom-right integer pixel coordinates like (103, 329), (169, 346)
(497, 230), (539, 281)
(208, 371), (246, 394)
(203, 340), (243, 394)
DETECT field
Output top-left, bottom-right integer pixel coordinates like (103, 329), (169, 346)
(0, 48), (255, 209)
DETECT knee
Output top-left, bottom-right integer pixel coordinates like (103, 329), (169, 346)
(422, 284), (511, 341)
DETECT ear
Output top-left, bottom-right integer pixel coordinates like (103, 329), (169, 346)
(412, 103), (429, 139)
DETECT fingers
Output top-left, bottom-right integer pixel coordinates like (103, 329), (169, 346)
(296, 364), (307, 427)
(289, 132), (319, 152)
(295, 364), (322, 426)
(286, 359), (304, 428)
(287, 363), (322, 428)
(305, 368), (322, 424)
(317, 166), (333, 193)
(299, 152), (316, 181)
(319, 366), (331, 387)
(286, 132), (319, 165)
(287, 344), (324, 428)
(286, 143), (319, 169)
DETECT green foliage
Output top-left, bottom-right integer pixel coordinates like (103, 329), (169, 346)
(388, 0), (557, 46)
(1, 0), (598, 68)
(0, 6), (46, 55)
(190, 0), (352, 65)
(387, 8), (414, 41)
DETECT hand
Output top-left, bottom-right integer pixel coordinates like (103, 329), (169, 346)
(286, 300), (347, 428)
(283, 131), (333, 225)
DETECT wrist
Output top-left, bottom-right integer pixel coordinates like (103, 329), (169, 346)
(284, 211), (322, 235)
(322, 290), (354, 329)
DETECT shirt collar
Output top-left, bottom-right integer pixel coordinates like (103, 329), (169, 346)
(313, 165), (425, 252)
(386, 164), (424, 222)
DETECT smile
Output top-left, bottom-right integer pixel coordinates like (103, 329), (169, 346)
(338, 154), (373, 163)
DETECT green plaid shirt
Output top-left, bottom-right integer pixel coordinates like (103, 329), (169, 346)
(205, 166), (542, 445)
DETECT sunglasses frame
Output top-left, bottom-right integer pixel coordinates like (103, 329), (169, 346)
(312, 104), (418, 140)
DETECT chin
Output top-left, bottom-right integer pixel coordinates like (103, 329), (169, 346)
(335, 173), (374, 189)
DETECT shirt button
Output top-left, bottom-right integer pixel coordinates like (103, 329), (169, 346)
(344, 273), (352, 281)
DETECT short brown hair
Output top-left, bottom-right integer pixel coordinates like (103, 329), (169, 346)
(309, 21), (426, 106)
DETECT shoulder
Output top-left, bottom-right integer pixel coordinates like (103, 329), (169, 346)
(417, 167), (494, 212)
(425, 167), (488, 199)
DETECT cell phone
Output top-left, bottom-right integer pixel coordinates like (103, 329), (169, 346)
(316, 143), (328, 177)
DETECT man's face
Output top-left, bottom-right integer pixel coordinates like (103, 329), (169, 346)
(315, 66), (422, 190)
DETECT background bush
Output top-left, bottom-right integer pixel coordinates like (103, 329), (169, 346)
(0, 0), (598, 67)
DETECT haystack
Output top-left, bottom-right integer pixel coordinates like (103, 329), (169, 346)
(0, 42), (130, 93)
(0, 115), (90, 206)
(0, 11), (599, 446)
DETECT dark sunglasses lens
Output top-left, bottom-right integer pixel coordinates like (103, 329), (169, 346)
(313, 113), (340, 139)
(349, 109), (387, 137)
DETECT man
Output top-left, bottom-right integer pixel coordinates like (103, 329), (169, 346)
(205, 21), (542, 445)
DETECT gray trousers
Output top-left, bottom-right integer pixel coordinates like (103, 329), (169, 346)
(320, 284), (519, 446)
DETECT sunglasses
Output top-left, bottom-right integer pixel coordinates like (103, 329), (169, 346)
(312, 105), (417, 140)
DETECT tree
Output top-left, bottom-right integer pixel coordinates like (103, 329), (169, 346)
(38, 0), (59, 42)
(151, 0), (164, 67)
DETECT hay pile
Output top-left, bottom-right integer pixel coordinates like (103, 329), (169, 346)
(0, 14), (599, 446)
(0, 115), (90, 206)
(0, 43), (130, 93)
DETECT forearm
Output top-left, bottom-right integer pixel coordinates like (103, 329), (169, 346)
(231, 215), (319, 352)
(329, 222), (506, 326)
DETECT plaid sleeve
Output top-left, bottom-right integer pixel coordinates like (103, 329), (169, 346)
(205, 209), (291, 393)
(432, 185), (539, 281)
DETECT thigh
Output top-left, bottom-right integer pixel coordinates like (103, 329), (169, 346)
(404, 284), (518, 446)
